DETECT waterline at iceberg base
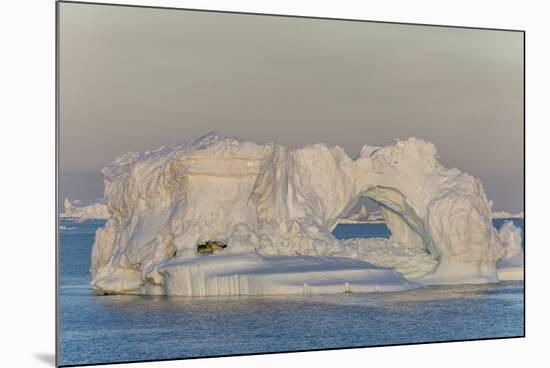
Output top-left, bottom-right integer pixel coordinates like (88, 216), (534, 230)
(91, 133), (523, 296)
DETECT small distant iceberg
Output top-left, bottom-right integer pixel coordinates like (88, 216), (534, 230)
(492, 210), (524, 219)
(339, 206), (386, 224)
(61, 198), (109, 220)
(59, 225), (77, 230)
(339, 205), (370, 223)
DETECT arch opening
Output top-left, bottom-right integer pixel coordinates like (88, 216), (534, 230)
(335, 186), (438, 260)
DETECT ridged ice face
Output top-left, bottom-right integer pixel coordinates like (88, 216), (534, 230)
(90, 133), (505, 296)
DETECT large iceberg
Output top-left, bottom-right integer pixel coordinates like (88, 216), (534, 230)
(91, 133), (507, 296)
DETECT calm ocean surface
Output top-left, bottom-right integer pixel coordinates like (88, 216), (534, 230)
(58, 219), (524, 366)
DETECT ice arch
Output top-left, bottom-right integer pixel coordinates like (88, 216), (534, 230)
(91, 133), (505, 294)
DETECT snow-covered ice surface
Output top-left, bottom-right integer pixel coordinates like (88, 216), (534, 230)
(91, 133), (508, 296)
(62, 198), (109, 220)
(129, 254), (417, 296)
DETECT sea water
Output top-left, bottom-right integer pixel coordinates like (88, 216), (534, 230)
(58, 219), (524, 366)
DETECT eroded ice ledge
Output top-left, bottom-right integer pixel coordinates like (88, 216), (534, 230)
(93, 254), (418, 296)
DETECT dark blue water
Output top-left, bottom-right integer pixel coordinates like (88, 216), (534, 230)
(59, 219), (524, 366)
(332, 222), (391, 239)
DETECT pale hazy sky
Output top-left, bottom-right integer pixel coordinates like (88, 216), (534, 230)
(59, 2), (524, 211)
